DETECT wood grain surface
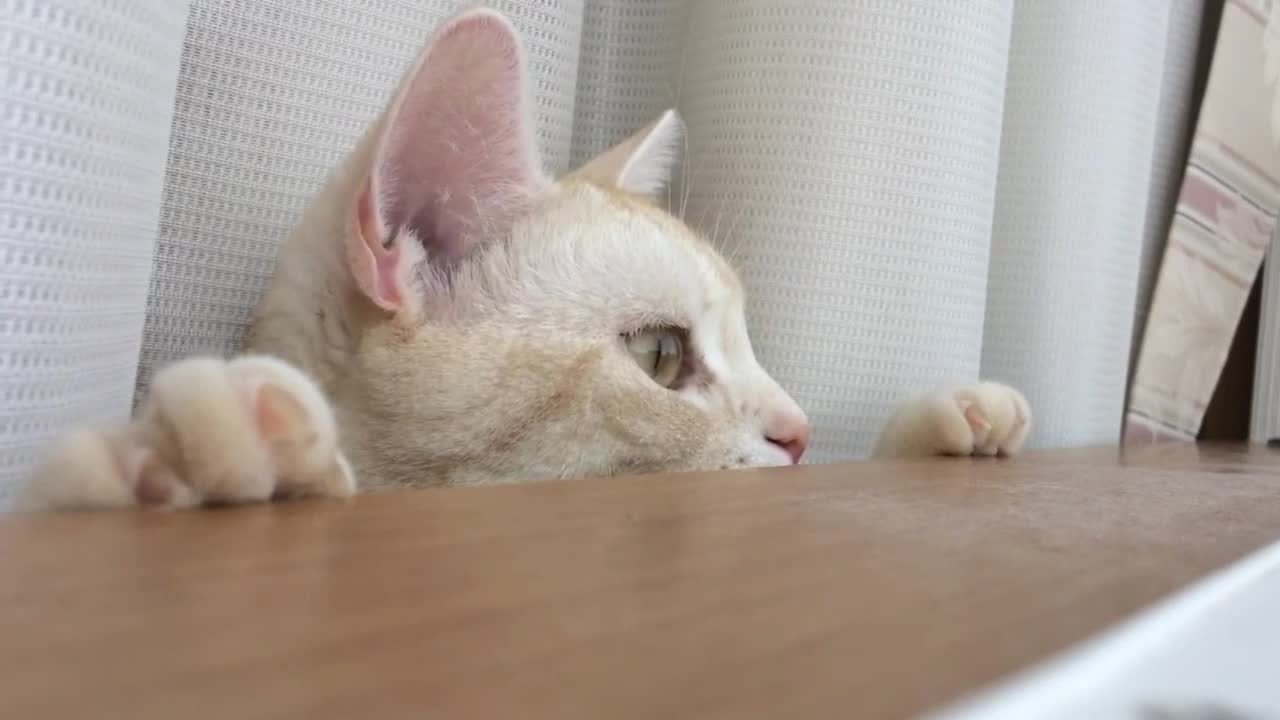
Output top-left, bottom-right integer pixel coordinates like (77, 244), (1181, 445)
(0, 444), (1278, 719)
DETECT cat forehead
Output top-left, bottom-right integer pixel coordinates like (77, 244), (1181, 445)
(547, 180), (744, 300)
(556, 183), (758, 364)
(459, 180), (747, 335)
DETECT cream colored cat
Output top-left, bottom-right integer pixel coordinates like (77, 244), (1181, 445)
(16, 8), (1030, 512)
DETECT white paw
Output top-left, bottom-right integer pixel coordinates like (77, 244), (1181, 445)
(16, 355), (355, 512)
(872, 381), (1032, 459)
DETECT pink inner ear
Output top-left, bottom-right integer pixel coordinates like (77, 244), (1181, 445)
(352, 181), (404, 312)
(370, 10), (546, 265)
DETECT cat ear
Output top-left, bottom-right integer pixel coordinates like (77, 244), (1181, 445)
(349, 8), (548, 314)
(571, 110), (684, 198)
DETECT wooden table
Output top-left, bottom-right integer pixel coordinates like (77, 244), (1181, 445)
(1, 444), (1278, 719)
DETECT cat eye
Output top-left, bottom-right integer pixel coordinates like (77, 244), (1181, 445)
(624, 327), (684, 388)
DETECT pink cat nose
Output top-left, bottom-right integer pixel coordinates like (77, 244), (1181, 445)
(766, 413), (810, 464)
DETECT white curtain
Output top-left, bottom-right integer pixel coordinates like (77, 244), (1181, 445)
(0, 0), (190, 501)
(982, 3), (1201, 451)
(0, 0), (1206, 500)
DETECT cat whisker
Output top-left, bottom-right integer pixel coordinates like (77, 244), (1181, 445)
(691, 194), (716, 238)
(679, 139), (691, 220)
(709, 199), (727, 253)
(720, 206), (749, 269)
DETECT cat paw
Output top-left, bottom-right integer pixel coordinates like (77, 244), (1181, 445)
(871, 381), (1031, 459)
(15, 355), (355, 512)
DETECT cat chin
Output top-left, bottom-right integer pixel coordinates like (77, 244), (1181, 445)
(739, 456), (797, 471)
(704, 451), (797, 473)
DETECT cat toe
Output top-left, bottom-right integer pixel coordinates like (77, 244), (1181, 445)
(16, 425), (198, 511)
(951, 382), (1031, 458)
(978, 382), (1031, 457)
(873, 381), (1032, 461)
(132, 355), (352, 505)
(227, 356), (354, 499)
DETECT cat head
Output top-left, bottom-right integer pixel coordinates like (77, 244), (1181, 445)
(258, 8), (809, 487)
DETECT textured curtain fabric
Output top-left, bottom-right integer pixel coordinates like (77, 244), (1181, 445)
(0, 0), (1206, 500)
(983, 2), (1193, 451)
(0, 0), (190, 504)
(676, 2), (1011, 463)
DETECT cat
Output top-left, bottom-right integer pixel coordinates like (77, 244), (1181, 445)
(15, 8), (1030, 512)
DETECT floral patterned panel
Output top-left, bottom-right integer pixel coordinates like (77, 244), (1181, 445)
(1126, 0), (1280, 444)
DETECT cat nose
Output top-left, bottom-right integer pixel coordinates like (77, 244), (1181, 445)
(765, 411), (810, 464)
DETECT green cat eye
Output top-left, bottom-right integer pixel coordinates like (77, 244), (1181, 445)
(625, 328), (684, 388)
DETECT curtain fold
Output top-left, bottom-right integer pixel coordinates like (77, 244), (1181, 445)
(980, 3), (1176, 449)
(678, 1), (1013, 462)
(0, 0), (1215, 500)
(0, 0), (190, 503)
(1253, 227), (1280, 443)
(1254, 4), (1280, 445)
